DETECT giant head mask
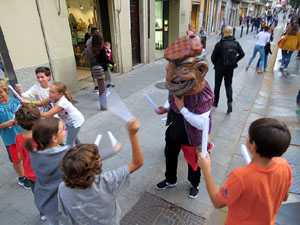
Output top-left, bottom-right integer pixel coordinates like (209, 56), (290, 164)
(164, 35), (208, 96)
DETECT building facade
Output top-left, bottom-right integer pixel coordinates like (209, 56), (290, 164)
(0, 0), (267, 92)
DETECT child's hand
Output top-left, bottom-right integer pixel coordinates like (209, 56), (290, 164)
(21, 99), (30, 104)
(155, 106), (167, 115)
(197, 152), (211, 172)
(15, 84), (22, 93)
(127, 117), (140, 135)
(113, 142), (122, 153)
(6, 120), (15, 128)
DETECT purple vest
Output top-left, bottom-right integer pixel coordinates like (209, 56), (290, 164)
(167, 81), (214, 146)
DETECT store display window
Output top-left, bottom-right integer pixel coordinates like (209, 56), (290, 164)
(155, 1), (163, 49)
(66, 0), (98, 69)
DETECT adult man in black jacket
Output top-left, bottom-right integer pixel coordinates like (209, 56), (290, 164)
(211, 26), (245, 113)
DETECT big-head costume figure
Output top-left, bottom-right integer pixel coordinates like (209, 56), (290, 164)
(156, 35), (214, 199)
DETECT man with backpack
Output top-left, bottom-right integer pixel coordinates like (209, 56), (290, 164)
(211, 26), (245, 114)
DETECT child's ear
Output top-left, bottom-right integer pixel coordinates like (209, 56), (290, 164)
(52, 135), (58, 143)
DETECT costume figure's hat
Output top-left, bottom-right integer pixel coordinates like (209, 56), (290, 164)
(164, 35), (203, 62)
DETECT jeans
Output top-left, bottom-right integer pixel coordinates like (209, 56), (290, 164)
(248, 45), (265, 70)
(281, 50), (294, 68)
(214, 69), (234, 104)
(256, 52), (269, 70)
(66, 125), (82, 147)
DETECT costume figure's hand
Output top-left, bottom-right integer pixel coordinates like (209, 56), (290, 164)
(197, 152), (211, 172)
(155, 106), (167, 115)
(174, 95), (184, 111)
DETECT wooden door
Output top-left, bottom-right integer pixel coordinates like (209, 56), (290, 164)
(130, 0), (140, 65)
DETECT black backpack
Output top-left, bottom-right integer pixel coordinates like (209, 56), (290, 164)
(223, 40), (238, 69)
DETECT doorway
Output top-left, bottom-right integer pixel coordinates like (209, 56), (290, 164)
(130, 0), (141, 65)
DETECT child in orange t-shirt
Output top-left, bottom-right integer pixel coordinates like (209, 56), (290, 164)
(197, 118), (293, 225)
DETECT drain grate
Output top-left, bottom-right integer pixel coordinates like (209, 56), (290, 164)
(120, 192), (206, 225)
(283, 146), (300, 194)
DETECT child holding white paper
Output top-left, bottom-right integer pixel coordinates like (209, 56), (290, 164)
(58, 117), (143, 225)
(27, 82), (84, 147)
(197, 118), (293, 225)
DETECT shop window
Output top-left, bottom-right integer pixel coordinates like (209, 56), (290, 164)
(66, 0), (98, 69)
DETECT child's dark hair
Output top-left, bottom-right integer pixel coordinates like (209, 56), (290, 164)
(249, 118), (291, 159)
(35, 66), (51, 77)
(61, 144), (102, 189)
(25, 117), (60, 152)
(52, 81), (72, 102)
(15, 103), (40, 130)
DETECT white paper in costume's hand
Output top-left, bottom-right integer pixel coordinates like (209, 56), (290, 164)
(201, 118), (210, 158)
(142, 93), (161, 112)
(107, 131), (118, 147)
(241, 144), (251, 164)
(94, 135), (102, 146)
(8, 85), (23, 101)
(99, 89), (132, 122)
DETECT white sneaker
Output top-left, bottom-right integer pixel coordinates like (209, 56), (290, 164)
(279, 65), (284, 70)
(283, 68), (287, 72)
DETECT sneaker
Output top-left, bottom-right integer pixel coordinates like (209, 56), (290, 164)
(257, 70), (263, 74)
(156, 180), (177, 190)
(23, 178), (33, 190)
(245, 65), (249, 71)
(189, 186), (199, 199)
(18, 177), (26, 187)
(40, 213), (47, 221)
(94, 86), (99, 92)
(279, 65), (284, 70)
(283, 68), (287, 72)
(264, 69), (268, 72)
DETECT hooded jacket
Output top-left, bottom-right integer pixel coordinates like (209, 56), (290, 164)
(30, 146), (69, 216)
(211, 36), (245, 70)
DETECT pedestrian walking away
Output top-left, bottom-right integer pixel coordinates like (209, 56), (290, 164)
(211, 26), (245, 114)
(246, 26), (271, 73)
(278, 23), (300, 72)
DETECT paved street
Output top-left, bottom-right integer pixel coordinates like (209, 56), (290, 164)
(0, 20), (299, 225)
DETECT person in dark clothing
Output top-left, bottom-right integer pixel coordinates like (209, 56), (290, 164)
(91, 31), (115, 89)
(211, 26), (245, 113)
(254, 17), (261, 33)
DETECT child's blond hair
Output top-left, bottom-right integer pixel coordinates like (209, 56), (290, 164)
(0, 78), (9, 92)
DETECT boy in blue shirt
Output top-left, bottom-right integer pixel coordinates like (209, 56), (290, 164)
(0, 78), (26, 188)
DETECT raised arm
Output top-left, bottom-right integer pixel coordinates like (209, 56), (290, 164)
(127, 117), (144, 174)
(40, 104), (62, 117)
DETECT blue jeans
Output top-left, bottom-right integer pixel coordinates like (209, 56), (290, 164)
(281, 50), (294, 68)
(248, 45), (265, 70)
(256, 52), (268, 70)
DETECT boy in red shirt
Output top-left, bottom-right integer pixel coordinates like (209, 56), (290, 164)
(198, 118), (293, 225)
(15, 103), (46, 220)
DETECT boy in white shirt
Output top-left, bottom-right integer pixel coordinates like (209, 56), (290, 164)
(16, 67), (53, 112)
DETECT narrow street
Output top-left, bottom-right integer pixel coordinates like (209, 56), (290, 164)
(0, 19), (299, 225)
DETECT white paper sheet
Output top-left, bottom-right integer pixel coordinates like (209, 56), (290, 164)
(142, 93), (161, 112)
(94, 134), (102, 146)
(201, 118), (210, 158)
(8, 85), (22, 101)
(241, 144), (251, 164)
(99, 89), (132, 122)
(107, 131), (117, 147)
